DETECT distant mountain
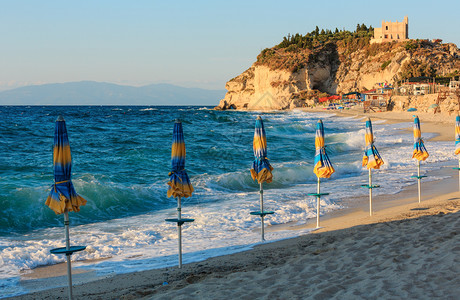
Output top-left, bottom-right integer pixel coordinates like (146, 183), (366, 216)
(0, 81), (226, 105)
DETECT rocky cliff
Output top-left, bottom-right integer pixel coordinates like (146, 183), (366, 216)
(216, 39), (460, 110)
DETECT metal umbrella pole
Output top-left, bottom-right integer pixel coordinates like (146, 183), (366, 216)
(316, 177), (320, 228)
(369, 169), (373, 216)
(64, 211), (73, 300)
(417, 160), (421, 203)
(177, 196), (182, 268)
(458, 158), (460, 191)
(260, 183), (265, 242)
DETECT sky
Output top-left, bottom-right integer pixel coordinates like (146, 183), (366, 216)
(1, 0), (459, 92)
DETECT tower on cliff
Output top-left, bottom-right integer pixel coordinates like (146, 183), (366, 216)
(370, 16), (409, 44)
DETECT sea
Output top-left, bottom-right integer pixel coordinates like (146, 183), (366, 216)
(0, 105), (457, 297)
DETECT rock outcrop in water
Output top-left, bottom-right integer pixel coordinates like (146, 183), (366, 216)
(216, 38), (460, 110)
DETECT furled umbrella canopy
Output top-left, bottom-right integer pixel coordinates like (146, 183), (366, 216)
(362, 118), (384, 169)
(250, 116), (274, 183)
(313, 120), (335, 178)
(412, 116), (429, 161)
(455, 116), (460, 155)
(45, 116), (86, 214)
(167, 120), (194, 198)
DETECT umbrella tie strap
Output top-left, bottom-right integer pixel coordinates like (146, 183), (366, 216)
(320, 147), (331, 156)
(168, 169), (185, 176)
(256, 157), (269, 160)
(53, 180), (70, 192)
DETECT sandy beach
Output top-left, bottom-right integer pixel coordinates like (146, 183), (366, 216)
(7, 109), (460, 300)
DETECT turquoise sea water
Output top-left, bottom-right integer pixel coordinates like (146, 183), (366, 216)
(0, 106), (456, 297)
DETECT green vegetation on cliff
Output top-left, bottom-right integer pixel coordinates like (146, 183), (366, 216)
(256, 24), (373, 72)
(255, 25), (459, 83)
(275, 24), (373, 51)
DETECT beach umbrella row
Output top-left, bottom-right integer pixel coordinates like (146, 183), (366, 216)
(44, 114), (456, 295)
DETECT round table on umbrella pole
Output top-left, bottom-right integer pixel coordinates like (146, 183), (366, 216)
(411, 160), (427, 203)
(250, 183), (274, 242)
(50, 211), (86, 300)
(307, 177), (330, 228)
(165, 196), (194, 268)
(361, 169), (381, 216)
(453, 158), (460, 191)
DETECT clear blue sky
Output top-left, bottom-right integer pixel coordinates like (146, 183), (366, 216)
(1, 0), (459, 91)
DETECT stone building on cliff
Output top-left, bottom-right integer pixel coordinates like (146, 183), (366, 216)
(371, 16), (409, 44)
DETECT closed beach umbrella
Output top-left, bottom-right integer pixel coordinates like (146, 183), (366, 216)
(412, 116), (429, 203)
(167, 120), (194, 199)
(166, 119), (194, 268)
(313, 120), (335, 179)
(362, 118), (384, 216)
(46, 117), (86, 213)
(46, 115), (87, 300)
(454, 116), (460, 190)
(311, 120), (335, 227)
(250, 116), (274, 242)
(455, 116), (460, 156)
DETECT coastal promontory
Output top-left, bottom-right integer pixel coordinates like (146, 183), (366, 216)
(216, 26), (460, 110)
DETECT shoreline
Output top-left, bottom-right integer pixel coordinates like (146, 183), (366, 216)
(7, 109), (460, 299)
(10, 186), (459, 299)
(301, 106), (455, 142)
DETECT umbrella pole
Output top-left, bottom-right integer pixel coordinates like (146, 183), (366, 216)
(177, 196), (182, 268)
(417, 160), (421, 203)
(260, 182), (265, 242)
(458, 157), (460, 192)
(369, 169), (373, 216)
(316, 177), (320, 228)
(64, 210), (73, 300)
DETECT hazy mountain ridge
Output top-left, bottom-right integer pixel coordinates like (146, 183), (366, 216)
(0, 81), (226, 105)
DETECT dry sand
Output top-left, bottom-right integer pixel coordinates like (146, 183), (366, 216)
(7, 110), (460, 300)
(304, 106), (456, 142)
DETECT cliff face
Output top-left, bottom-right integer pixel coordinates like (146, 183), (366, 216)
(217, 41), (460, 110)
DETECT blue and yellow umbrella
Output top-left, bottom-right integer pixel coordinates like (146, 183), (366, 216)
(362, 118), (384, 170)
(412, 116), (429, 161)
(167, 120), (194, 198)
(412, 116), (428, 203)
(250, 116), (274, 242)
(311, 120), (334, 228)
(45, 116), (86, 300)
(46, 117), (86, 214)
(166, 119), (194, 268)
(361, 118), (383, 216)
(454, 116), (460, 191)
(455, 116), (460, 155)
(313, 120), (335, 179)
(250, 116), (273, 184)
